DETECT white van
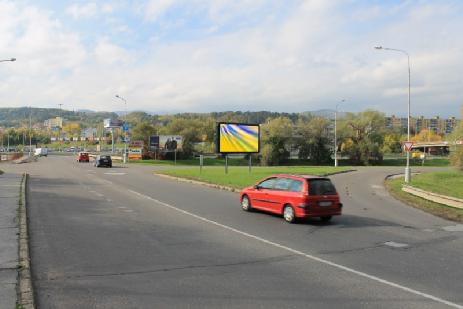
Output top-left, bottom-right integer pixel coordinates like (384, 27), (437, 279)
(35, 148), (48, 157)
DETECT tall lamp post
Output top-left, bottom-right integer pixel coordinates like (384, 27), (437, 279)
(374, 46), (411, 183)
(334, 99), (345, 167)
(1, 58), (16, 153)
(115, 95), (128, 163)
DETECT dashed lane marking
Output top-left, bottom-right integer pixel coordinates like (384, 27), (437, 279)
(127, 189), (463, 309)
(442, 225), (463, 232)
(384, 241), (409, 248)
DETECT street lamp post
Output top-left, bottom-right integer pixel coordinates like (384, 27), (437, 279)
(374, 46), (411, 183)
(115, 95), (128, 163)
(0, 58), (16, 63)
(334, 99), (345, 167)
(29, 107), (32, 156)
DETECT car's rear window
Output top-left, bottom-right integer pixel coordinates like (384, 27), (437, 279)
(307, 179), (337, 195)
(101, 156), (111, 159)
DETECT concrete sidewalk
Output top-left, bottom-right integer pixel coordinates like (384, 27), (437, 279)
(0, 173), (22, 309)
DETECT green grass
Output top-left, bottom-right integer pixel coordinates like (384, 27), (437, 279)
(385, 176), (463, 222)
(130, 157), (251, 166)
(156, 166), (351, 190)
(409, 171), (463, 199)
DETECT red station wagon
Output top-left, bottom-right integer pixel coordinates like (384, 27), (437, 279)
(240, 174), (342, 223)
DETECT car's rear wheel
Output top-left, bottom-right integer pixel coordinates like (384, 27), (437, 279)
(241, 195), (252, 212)
(320, 216), (332, 223)
(283, 205), (296, 223)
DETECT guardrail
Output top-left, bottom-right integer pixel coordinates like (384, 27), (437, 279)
(402, 185), (463, 210)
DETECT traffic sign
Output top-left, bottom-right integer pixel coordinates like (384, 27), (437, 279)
(403, 141), (414, 152)
(122, 123), (129, 132)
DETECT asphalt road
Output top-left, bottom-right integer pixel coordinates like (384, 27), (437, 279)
(2, 156), (463, 308)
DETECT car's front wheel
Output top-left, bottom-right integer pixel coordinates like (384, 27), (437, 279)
(283, 205), (296, 223)
(241, 195), (252, 212)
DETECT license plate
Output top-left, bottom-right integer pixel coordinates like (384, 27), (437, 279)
(319, 201), (332, 207)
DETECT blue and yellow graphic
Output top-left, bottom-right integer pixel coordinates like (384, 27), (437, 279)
(218, 123), (260, 153)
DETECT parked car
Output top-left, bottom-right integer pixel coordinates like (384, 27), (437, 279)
(240, 174), (342, 223)
(94, 155), (112, 168)
(76, 152), (90, 162)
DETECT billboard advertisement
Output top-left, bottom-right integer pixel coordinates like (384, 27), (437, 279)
(217, 123), (260, 153)
(104, 119), (123, 128)
(159, 136), (183, 151)
(149, 135), (160, 148)
(128, 140), (143, 160)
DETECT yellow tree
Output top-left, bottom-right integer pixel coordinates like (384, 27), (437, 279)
(412, 129), (442, 142)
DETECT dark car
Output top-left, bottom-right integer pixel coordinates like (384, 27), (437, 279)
(94, 155), (112, 168)
(240, 174), (342, 223)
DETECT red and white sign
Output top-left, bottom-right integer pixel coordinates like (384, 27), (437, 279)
(403, 141), (414, 152)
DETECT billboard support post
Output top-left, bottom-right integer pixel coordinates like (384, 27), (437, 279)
(200, 154), (203, 174)
(225, 154), (228, 174)
(174, 149), (177, 165)
(249, 155), (252, 173)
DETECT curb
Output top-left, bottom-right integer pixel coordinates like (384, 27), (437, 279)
(154, 169), (356, 193)
(402, 185), (463, 210)
(17, 173), (35, 309)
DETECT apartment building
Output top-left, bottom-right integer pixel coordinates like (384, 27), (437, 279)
(43, 117), (63, 129)
(385, 115), (460, 135)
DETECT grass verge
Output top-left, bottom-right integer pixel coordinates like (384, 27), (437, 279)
(406, 171), (463, 199)
(385, 176), (463, 222)
(156, 166), (351, 190)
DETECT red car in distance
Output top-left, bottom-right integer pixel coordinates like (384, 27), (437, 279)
(76, 152), (90, 162)
(240, 174), (342, 223)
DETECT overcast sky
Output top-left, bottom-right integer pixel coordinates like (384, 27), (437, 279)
(0, 0), (462, 117)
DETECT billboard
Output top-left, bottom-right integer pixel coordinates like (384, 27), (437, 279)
(149, 135), (160, 148)
(128, 140), (143, 160)
(217, 123), (260, 153)
(159, 136), (183, 151)
(104, 119), (123, 128)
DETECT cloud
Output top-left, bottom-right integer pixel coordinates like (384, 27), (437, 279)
(143, 0), (177, 21)
(66, 2), (99, 19)
(0, 0), (462, 118)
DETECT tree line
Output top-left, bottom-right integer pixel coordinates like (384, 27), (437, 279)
(2, 108), (462, 168)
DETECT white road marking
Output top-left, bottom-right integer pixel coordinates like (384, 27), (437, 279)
(442, 225), (463, 232)
(104, 172), (126, 176)
(127, 188), (463, 309)
(384, 241), (409, 248)
(89, 190), (104, 197)
(97, 179), (113, 185)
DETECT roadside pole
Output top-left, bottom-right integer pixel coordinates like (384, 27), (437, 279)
(225, 154), (228, 174)
(200, 154), (203, 174)
(111, 128), (115, 154)
(248, 155), (252, 173)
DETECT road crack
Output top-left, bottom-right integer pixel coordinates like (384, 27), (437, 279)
(40, 254), (298, 281)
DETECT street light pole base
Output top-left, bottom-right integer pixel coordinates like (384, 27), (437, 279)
(404, 167), (411, 183)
